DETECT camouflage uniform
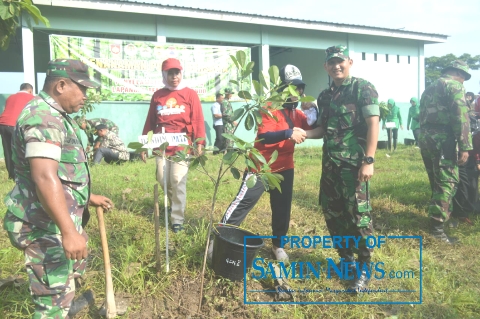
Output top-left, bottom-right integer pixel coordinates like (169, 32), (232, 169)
(3, 90), (90, 318)
(75, 117), (118, 147)
(222, 89), (235, 149)
(419, 68), (472, 222)
(318, 75), (380, 260)
(97, 130), (130, 161)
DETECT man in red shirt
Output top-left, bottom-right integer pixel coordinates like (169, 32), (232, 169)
(0, 83), (34, 179)
(214, 65), (313, 263)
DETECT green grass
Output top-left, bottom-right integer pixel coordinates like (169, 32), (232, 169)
(1, 145), (480, 318)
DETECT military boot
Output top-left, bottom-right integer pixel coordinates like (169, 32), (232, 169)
(349, 257), (371, 292)
(430, 218), (457, 244)
(331, 248), (356, 280)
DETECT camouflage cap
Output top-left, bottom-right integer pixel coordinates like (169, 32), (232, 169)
(325, 45), (349, 62)
(442, 60), (471, 81)
(224, 88), (235, 94)
(73, 115), (86, 126)
(46, 59), (100, 88)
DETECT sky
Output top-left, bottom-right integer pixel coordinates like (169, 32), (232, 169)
(141, 0), (480, 92)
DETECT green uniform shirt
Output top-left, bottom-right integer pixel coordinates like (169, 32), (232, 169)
(318, 76), (380, 167)
(407, 105), (420, 131)
(383, 99), (402, 129)
(420, 74), (472, 151)
(3, 91), (90, 234)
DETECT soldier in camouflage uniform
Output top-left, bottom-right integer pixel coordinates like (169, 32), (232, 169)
(74, 116), (119, 149)
(306, 45), (379, 291)
(419, 60), (472, 244)
(93, 124), (133, 164)
(222, 88), (237, 149)
(3, 59), (113, 318)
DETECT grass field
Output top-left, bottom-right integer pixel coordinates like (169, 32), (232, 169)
(1, 145), (480, 319)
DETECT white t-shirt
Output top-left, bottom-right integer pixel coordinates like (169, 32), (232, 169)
(211, 102), (223, 126)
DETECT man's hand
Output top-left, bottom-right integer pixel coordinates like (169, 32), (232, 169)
(233, 121), (238, 127)
(358, 163), (374, 182)
(62, 230), (88, 260)
(477, 163), (480, 171)
(89, 194), (114, 211)
(290, 128), (306, 144)
(458, 151), (469, 165)
(197, 144), (204, 155)
(400, 125), (404, 130)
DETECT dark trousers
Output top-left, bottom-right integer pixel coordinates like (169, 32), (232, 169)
(412, 128), (420, 145)
(0, 124), (15, 179)
(452, 155), (478, 218)
(213, 124), (225, 154)
(220, 169), (294, 247)
(387, 128), (398, 150)
(93, 147), (120, 164)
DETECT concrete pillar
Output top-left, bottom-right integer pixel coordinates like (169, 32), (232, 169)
(418, 42), (425, 97)
(22, 27), (35, 93)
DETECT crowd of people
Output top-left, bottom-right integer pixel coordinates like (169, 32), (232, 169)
(1, 46), (479, 316)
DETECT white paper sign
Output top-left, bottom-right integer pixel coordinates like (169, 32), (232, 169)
(138, 133), (188, 148)
(385, 122), (396, 129)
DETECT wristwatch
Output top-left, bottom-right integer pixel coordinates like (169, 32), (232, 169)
(363, 156), (375, 164)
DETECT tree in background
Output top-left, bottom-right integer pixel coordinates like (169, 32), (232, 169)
(0, 0), (49, 50)
(425, 53), (480, 87)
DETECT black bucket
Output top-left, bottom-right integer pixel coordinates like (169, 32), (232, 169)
(211, 224), (264, 281)
(377, 140), (388, 149)
(404, 138), (415, 145)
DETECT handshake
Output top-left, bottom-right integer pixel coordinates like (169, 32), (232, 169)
(290, 127), (307, 144)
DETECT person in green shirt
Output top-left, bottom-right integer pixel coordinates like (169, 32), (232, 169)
(407, 97), (420, 145)
(382, 98), (403, 151)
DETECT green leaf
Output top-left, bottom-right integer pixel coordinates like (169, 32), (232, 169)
(252, 80), (262, 96)
(246, 61), (255, 71)
(238, 90), (252, 100)
(159, 142), (169, 152)
(127, 142), (144, 149)
(236, 50), (247, 68)
(246, 158), (258, 170)
(268, 65), (280, 86)
(147, 130), (154, 144)
(134, 148), (148, 153)
(232, 108), (245, 121)
(288, 84), (298, 97)
(244, 113), (254, 131)
(299, 95), (316, 102)
(198, 154), (208, 166)
(230, 55), (240, 69)
(0, 2), (14, 20)
(246, 174), (257, 188)
(230, 167), (241, 180)
(266, 173), (282, 192)
(190, 158), (200, 170)
(229, 80), (239, 86)
(259, 72), (268, 89)
(268, 150), (278, 165)
(252, 110), (262, 126)
(250, 150), (267, 164)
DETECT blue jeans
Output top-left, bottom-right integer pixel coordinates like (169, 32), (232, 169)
(93, 148), (121, 164)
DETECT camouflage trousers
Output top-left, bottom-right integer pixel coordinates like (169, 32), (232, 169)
(224, 123), (235, 149)
(319, 159), (373, 259)
(419, 137), (459, 222)
(6, 213), (88, 319)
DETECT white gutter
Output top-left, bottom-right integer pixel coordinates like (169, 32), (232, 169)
(35, 0), (447, 43)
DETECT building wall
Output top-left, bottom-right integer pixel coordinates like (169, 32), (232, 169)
(0, 5), (429, 158)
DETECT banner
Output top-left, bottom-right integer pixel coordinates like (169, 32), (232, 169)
(49, 35), (251, 102)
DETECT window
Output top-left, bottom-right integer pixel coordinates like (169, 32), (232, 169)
(374, 53), (377, 61)
(362, 52), (366, 60)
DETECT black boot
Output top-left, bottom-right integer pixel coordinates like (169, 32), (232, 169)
(430, 218), (457, 244)
(393, 139), (397, 151)
(349, 257), (371, 292)
(331, 249), (356, 279)
(68, 289), (95, 317)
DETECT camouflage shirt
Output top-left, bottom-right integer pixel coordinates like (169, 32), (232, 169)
(98, 130), (130, 161)
(85, 118), (118, 146)
(318, 76), (380, 167)
(419, 74), (472, 152)
(222, 99), (235, 133)
(3, 91), (90, 234)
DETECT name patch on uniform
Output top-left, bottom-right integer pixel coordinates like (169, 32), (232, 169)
(138, 133), (188, 148)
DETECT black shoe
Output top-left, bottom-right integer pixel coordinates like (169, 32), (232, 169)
(349, 269), (370, 292)
(330, 249), (356, 279)
(430, 219), (457, 244)
(68, 289), (94, 317)
(172, 224), (184, 233)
